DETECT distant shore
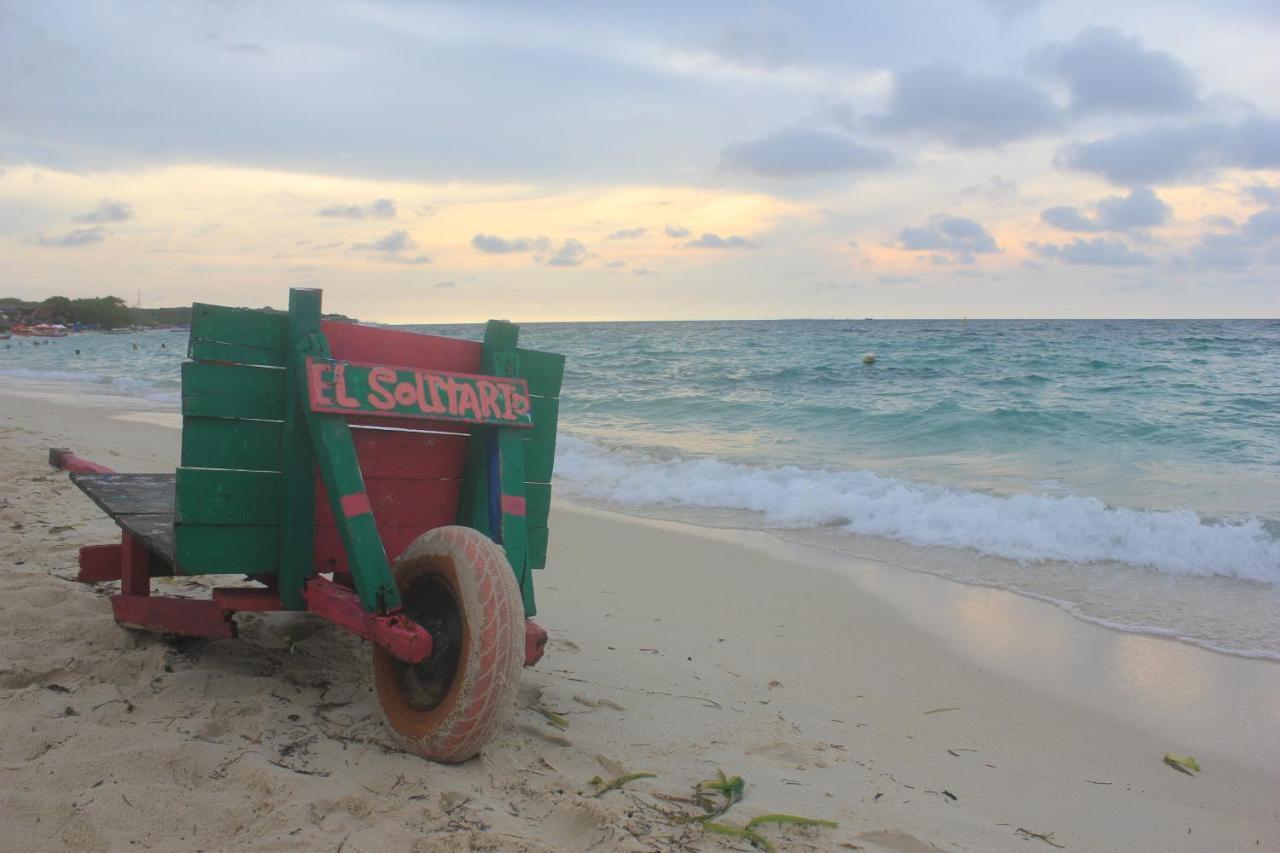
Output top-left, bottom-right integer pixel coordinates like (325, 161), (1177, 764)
(1, 385), (1278, 852)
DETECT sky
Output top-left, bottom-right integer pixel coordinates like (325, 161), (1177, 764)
(1, 0), (1278, 321)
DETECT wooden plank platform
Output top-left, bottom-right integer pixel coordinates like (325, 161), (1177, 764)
(70, 473), (176, 565)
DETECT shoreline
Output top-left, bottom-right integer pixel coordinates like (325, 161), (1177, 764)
(1, 386), (1278, 850)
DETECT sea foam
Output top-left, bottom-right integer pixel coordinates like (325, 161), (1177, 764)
(555, 436), (1280, 584)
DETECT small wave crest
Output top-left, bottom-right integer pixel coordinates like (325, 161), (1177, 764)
(0, 367), (181, 405)
(555, 436), (1280, 584)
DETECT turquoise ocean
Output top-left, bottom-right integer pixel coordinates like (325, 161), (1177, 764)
(3, 319), (1278, 659)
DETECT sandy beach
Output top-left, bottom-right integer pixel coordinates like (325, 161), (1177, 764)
(1, 386), (1277, 852)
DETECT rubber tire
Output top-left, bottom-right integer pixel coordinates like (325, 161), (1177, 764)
(372, 526), (524, 763)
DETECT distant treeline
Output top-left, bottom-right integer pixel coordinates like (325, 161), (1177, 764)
(0, 296), (356, 330)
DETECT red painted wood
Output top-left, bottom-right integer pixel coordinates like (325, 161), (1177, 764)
(314, 524), (444, 574)
(340, 492), (373, 518)
(305, 356), (534, 428)
(501, 495), (527, 516)
(350, 428), (468, 479)
(316, 477), (461, 529)
(212, 587), (285, 611)
(323, 320), (482, 374)
(120, 533), (150, 597)
(524, 619), (548, 667)
(48, 448), (116, 474)
(111, 595), (236, 639)
(77, 543), (122, 582)
(303, 575), (433, 663)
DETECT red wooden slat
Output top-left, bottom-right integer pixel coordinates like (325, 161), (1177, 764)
(343, 415), (473, 433)
(111, 595), (236, 639)
(322, 320), (482, 373)
(315, 477), (461, 529)
(212, 587), (285, 611)
(77, 543), (122, 582)
(303, 575), (432, 663)
(314, 523), (447, 574)
(350, 428), (469, 479)
(121, 533), (150, 597)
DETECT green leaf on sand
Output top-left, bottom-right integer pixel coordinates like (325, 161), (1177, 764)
(590, 772), (656, 797)
(746, 814), (839, 830)
(531, 704), (569, 729)
(1163, 753), (1202, 775)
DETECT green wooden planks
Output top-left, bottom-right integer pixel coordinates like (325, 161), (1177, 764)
(182, 361), (286, 420)
(517, 348), (565, 398)
(175, 468), (281, 525)
(181, 417), (283, 471)
(520, 350), (562, 572)
(175, 525), (280, 575)
(190, 303), (288, 351)
(277, 289), (323, 609)
(189, 338), (286, 368)
(523, 396), (559, 484)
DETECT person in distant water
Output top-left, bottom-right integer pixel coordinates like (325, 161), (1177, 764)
(132, 343), (138, 350)
(161, 343), (166, 349)
(75, 349), (80, 355)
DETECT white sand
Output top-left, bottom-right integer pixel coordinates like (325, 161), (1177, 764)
(1, 387), (1277, 852)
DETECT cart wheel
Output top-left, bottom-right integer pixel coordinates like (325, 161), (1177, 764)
(372, 526), (524, 763)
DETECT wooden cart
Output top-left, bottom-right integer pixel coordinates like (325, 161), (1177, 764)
(51, 288), (564, 762)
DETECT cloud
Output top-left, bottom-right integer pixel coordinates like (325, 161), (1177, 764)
(879, 275), (920, 284)
(546, 238), (587, 267)
(685, 233), (756, 249)
(31, 227), (106, 247)
(1028, 237), (1154, 265)
(1178, 205), (1280, 270)
(603, 259), (627, 268)
(959, 175), (1019, 202)
(318, 198), (397, 219)
(1034, 27), (1199, 115)
(983, 0), (1046, 22)
(73, 199), (133, 224)
(434, 281), (456, 288)
(351, 229), (430, 263)
(871, 64), (1060, 147)
(471, 233), (551, 254)
(894, 215), (998, 263)
(607, 227), (647, 239)
(720, 127), (892, 178)
(664, 225), (690, 238)
(1244, 183), (1280, 206)
(1057, 116), (1280, 185)
(1041, 187), (1172, 233)
(353, 230), (414, 253)
(708, 21), (800, 70)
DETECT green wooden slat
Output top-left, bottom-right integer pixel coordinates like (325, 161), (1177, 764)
(517, 348), (565, 398)
(189, 338), (287, 368)
(181, 361), (286, 420)
(524, 482), (552, 525)
(175, 524), (280, 575)
(523, 396), (559, 483)
(175, 468), (282, 525)
(181, 417), (283, 471)
(190, 303), (288, 351)
(529, 526), (548, 571)
(278, 289), (322, 609)
(296, 332), (399, 613)
(497, 426), (534, 616)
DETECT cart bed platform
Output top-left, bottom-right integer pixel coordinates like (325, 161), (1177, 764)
(72, 473), (176, 565)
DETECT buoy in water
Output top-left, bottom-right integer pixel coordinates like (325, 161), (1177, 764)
(862, 353), (877, 365)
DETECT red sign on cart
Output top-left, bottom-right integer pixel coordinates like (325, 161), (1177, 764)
(306, 357), (534, 428)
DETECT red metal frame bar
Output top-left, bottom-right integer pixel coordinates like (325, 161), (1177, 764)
(304, 575), (433, 664)
(48, 447), (117, 474)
